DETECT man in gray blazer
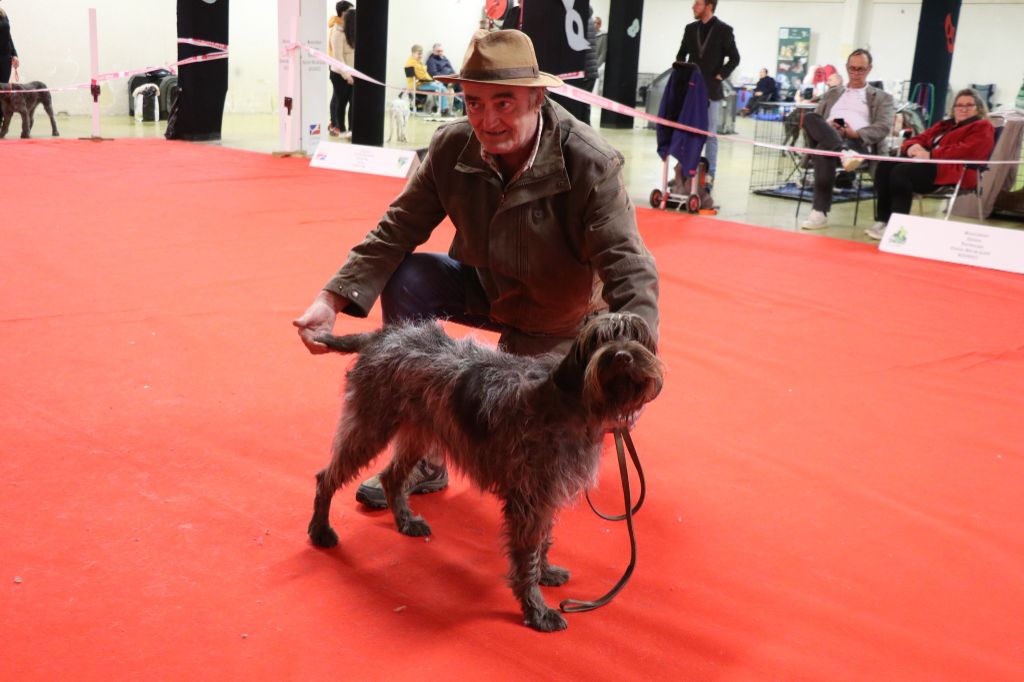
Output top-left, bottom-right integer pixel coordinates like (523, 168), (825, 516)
(800, 49), (894, 230)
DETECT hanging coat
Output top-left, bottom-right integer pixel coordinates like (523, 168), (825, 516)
(656, 63), (709, 177)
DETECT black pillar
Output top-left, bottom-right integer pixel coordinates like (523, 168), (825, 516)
(352, 1), (387, 146)
(909, 0), (962, 126)
(169, 0), (229, 141)
(600, 0), (643, 129)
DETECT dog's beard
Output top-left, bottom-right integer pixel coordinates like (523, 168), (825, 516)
(582, 341), (663, 426)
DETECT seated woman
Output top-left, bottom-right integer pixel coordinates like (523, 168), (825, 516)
(742, 68), (778, 115)
(865, 88), (995, 240)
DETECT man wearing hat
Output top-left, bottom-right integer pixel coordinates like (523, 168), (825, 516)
(294, 29), (659, 508)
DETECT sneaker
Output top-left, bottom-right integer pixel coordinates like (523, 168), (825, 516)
(355, 458), (449, 509)
(341, 131), (352, 140)
(328, 126), (340, 137)
(865, 221), (887, 240)
(800, 209), (828, 230)
(841, 150), (864, 172)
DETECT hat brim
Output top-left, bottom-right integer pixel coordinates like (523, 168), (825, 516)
(435, 72), (563, 88)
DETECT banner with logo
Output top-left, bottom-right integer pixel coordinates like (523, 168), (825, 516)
(776, 27), (810, 93)
(518, 0), (592, 80)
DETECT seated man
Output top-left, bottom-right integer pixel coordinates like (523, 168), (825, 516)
(294, 29), (660, 509)
(741, 68), (778, 115)
(426, 42), (462, 114)
(405, 44), (450, 115)
(799, 49), (894, 230)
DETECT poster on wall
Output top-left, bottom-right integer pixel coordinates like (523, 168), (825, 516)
(777, 27), (810, 93)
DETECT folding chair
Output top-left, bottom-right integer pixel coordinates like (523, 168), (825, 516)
(915, 125), (1003, 221)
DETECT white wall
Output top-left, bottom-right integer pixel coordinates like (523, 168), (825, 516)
(3, 0), (1020, 117)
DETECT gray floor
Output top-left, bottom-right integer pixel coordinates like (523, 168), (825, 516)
(49, 110), (1021, 244)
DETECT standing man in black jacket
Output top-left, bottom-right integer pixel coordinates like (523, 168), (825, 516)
(676, 0), (740, 185)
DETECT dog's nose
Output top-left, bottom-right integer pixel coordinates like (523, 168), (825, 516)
(614, 350), (633, 366)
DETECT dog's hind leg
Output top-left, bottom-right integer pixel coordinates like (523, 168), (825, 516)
(308, 410), (398, 548)
(42, 95), (59, 137)
(502, 498), (567, 632)
(380, 427), (433, 537)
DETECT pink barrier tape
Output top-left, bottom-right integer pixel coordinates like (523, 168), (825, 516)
(288, 43), (1020, 168)
(177, 37), (229, 51)
(1, 51), (227, 96)
(291, 43), (386, 88)
(550, 82), (1022, 167)
(292, 42), (457, 100)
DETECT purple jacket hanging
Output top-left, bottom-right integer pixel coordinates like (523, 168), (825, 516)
(656, 63), (709, 177)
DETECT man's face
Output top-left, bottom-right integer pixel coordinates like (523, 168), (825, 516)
(692, 0), (711, 20)
(462, 82), (542, 158)
(433, 46), (444, 57)
(845, 54), (871, 88)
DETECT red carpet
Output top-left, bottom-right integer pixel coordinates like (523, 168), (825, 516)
(2, 139), (1022, 681)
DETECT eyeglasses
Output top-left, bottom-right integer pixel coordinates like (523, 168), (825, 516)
(846, 66), (869, 73)
(953, 103), (977, 109)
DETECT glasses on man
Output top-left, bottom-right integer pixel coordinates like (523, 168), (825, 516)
(953, 103), (978, 109)
(846, 65), (869, 73)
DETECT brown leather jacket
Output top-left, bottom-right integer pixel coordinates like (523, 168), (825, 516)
(324, 98), (659, 353)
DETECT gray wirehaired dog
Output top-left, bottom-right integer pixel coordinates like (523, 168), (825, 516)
(307, 312), (663, 632)
(0, 82), (60, 139)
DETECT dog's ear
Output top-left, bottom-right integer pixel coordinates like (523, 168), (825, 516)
(552, 338), (588, 395)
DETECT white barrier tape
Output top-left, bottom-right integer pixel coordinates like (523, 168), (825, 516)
(551, 81), (1022, 167)
(0, 51), (227, 96)
(177, 37), (229, 51)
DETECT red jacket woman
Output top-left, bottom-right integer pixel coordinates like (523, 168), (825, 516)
(865, 88), (996, 239)
(901, 114), (995, 189)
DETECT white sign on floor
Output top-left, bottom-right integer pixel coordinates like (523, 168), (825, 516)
(310, 141), (421, 179)
(877, 213), (1024, 275)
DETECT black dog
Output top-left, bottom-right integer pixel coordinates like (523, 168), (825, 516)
(306, 313), (663, 632)
(0, 82), (60, 139)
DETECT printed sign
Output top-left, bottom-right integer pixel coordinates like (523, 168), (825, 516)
(877, 213), (1024, 275)
(777, 27), (810, 92)
(310, 141), (421, 179)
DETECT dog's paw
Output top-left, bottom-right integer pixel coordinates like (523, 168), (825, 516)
(308, 521), (339, 548)
(539, 564), (571, 587)
(524, 606), (568, 632)
(397, 515), (432, 537)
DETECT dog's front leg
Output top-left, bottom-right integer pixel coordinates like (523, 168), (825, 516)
(503, 499), (567, 632)
(539, 527), (571, 587)
(380, 436), (432, 537)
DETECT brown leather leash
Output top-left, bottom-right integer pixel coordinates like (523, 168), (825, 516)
(559, 427), (646, 613)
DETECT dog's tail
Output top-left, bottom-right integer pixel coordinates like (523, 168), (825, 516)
(314, 332), (376, 354)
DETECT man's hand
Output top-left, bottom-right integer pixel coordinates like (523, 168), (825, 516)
(292, 290), (347, 354)
(11, 57), (20, 70)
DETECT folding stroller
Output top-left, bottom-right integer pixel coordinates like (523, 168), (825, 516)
(650, 61), (715, 213)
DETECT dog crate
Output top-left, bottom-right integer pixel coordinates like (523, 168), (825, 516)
(128, 70), (178, 120)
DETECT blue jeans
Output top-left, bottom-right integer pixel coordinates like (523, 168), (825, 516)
(380, 253), (573, 356)
(381, 252), (500, 331)
(417, 81), (449, 113)
(706, 99), (721, 178)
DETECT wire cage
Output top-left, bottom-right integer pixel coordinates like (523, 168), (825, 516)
(748, 101), (810, 195)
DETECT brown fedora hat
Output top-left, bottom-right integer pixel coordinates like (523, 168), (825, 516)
(435, 29), (563, 88)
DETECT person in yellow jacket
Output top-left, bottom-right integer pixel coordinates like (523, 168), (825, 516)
(327, 2), (354, 137)
(405, 44), (450, 115)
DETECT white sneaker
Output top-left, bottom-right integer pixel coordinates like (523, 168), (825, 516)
(865, 221), (886, 240)
(841, 150), (865, 172)
(800, 209), (828, 230)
